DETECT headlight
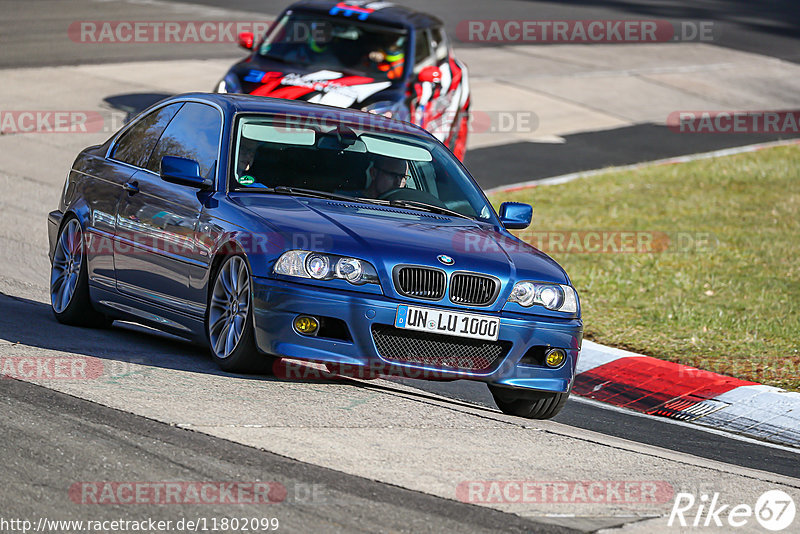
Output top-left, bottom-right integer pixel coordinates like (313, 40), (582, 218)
(215, 73), (242, 94)
(306, 254), (330, 279)
(538, 285), (564, 309)
(274, 250), (378, 285)
(336, 257), (363, 283)
(360, 101), (409, 121)
(507, 282), (578, 313)
(508, 281), (536, 307)
(274, 250), (309, 278)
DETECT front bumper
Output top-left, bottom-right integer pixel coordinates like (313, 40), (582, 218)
(252, 277), (583, 393)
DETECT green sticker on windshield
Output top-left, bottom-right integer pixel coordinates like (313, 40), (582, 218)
(238, 174), (255, 185)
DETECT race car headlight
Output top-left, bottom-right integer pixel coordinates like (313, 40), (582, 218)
(361, 101), (409, 121)
(507, 282), (578, 313)
(274, 250), (378, 285)
(215, 73), (242, 94)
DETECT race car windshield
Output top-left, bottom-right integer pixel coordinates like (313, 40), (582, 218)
(258, 13), (408, 81)
(231, 114), (495, 222)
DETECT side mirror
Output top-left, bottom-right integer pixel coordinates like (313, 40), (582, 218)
(238, 31), (255, 50)
(160, 156), (209, 189)
(499, 202), (532, 230)
(417, 65), (442, 84)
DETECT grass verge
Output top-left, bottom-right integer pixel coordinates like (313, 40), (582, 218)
(491, 144), (800, 391)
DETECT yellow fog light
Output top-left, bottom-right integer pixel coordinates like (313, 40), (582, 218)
(545, 348), (566, 368)
(294, 316), (319, 335)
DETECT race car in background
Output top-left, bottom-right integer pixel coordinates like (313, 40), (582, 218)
(215, 0), (471, 160)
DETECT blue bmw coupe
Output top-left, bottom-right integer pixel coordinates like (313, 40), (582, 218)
(48, 93), (582, 419)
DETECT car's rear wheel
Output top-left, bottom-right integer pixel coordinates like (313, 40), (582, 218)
(50, 217), (111, 327)
(207, 254), (274, 373)
(489, 385), (570, 419)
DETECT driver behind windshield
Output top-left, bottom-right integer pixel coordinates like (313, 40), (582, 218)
(368, 35), (406, 80)
(364, 155), (408, 198)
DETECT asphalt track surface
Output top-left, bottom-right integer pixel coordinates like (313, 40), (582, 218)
(1, 376), (576, 534)
(218, 0), (800, 63)
(5, 0), (796, 66)
(393, 376), (800, 479)
(1, 0), (800, 531)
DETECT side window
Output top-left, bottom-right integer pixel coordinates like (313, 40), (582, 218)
(146, 102), (222, 179)
(410, 161), (436, 195)
(430, 27), (449, 62)
(413, 29), (433, 72)
(111, 103), (182, 168)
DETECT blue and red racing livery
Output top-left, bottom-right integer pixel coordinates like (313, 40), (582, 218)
(215, 1), (471, 160)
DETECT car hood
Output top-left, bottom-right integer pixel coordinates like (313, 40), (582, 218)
(234, 195), (569, 306)
(230, 58), (398, 109)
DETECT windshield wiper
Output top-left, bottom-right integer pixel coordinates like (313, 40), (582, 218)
(271, 186), (383, 205)
(387, 199), (476, 220)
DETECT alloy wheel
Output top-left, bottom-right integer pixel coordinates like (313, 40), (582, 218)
(50, 219), (83, 314)
(208, 256), (251, 359)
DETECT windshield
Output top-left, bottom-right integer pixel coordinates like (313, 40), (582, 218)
(231, 114), (495, 222)
(258, 12), (408, 81)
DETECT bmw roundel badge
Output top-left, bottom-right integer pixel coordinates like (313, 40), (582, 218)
(437, 254), (455, 265)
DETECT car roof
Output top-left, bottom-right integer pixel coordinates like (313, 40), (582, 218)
(167, 93), (432, 138)
(287, 0), (442, 30)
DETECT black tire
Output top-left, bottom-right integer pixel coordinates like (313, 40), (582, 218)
(489, 385), (570, 420)
(50, 216), (112, 328)
(206, 254), (275, 374)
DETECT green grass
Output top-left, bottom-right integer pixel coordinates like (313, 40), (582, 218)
(491, 145), (800, 391)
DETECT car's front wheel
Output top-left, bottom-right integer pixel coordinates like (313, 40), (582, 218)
(50, 217), (111, 327)
(207, 254), (274, 373)
(489, 385), (570, 419)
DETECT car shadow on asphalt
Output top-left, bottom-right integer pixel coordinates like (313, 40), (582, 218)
(0, 292), (506, 416)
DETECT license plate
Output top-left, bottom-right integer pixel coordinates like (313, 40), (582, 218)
(394, 305), (500, 341)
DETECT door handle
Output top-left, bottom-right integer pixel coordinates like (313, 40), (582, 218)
(123, 181), (139, 195)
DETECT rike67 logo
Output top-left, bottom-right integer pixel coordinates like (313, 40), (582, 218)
(669, 490), (796, 531)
